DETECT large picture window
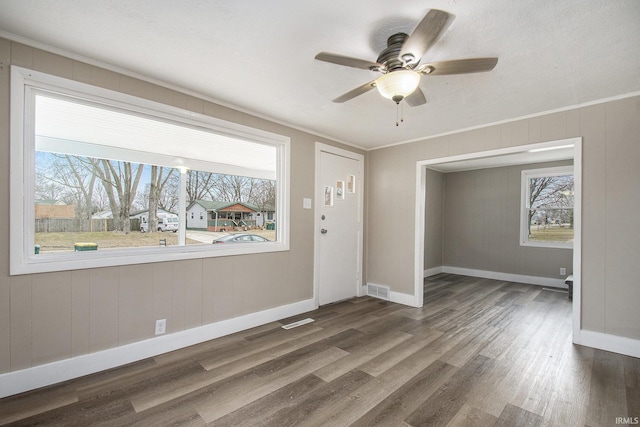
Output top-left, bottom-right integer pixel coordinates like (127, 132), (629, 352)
(11, 66), (290, 274)
(520, 166), (574, 248)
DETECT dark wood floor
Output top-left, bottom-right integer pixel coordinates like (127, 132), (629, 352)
(1, 274), (639, 426)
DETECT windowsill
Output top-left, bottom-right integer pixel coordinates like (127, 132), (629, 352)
(12, 241), (290, 275)
(520, 241), (573, 250)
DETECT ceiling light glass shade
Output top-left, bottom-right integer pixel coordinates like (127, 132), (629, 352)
(375, 70), (421, 102)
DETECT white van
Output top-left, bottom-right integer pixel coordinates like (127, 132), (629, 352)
(140, 213), (179, 232)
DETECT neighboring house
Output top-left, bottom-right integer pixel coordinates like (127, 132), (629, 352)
(129, 208), (177, 224)
(34, 199), (75, 219)
(186, 200), (275, 230)
(91, 210), (113, 219)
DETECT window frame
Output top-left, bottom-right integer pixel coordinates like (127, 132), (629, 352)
(520, 165), (574, 249)
(10, 66), (290, 275)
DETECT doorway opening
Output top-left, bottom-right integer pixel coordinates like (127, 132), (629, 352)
(414, 137), (582, 340)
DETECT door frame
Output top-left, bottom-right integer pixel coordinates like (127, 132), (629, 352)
(314, 142), (365, 308)
(414, 138), (582, 341)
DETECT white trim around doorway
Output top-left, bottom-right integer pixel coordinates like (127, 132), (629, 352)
(414, 138), (583, 341)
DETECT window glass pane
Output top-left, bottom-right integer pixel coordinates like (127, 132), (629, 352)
(32, 90), (280, 256)
(525, 173), (574, 244)
(529, 175), (574, 209)
(185, 170), (277, 245)
(35, 151), (182, 253)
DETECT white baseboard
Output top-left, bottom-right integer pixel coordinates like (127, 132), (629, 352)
(423, 266), (444, 278)
(574, 329), (640, 358)
(0, 298), (316, 399)
(436, 266), (566, 288)
(364, 283), (418, 308)
(390, 290), (418, 307)
(426, 266), (640, 358)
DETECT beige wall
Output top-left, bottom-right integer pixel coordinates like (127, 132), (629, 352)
(0, 39), (365, 374)
(441, 161), (573, 277)
(368, 95), (640, 341)
(424, 169), (444, 269)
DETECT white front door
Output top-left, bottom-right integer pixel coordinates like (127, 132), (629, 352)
(316, 144), (363, 305)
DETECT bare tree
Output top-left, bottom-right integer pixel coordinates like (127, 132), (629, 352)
(91, 159), (144, 233)
(148, 166), (159, 232)
(528, 175), (574, 233)
(249, 179), (276, 211)
(35, 174), (65, 202)
(186, 170), (216, 203)
(36, 154), (97, 229)
(92, 184), (110, 212)
(209, 174), (247, 202)
(147, 166), (177, 232)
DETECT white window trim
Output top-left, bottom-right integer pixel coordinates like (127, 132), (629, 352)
(520, 165), (574, 249)
(10, 66), (290, 275)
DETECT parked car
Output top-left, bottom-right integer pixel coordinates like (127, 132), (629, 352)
(212, 233), (269, 244)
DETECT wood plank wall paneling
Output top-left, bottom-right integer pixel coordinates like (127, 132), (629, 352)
(0, 274), (638, 426)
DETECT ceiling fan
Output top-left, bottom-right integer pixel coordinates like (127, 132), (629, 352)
(315, 9), (498, 107)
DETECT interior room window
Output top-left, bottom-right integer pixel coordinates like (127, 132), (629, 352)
(10, 66), (290, 274)
(520, 166), (574, 248)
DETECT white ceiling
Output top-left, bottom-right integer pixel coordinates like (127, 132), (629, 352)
(1, 0), (639, 150)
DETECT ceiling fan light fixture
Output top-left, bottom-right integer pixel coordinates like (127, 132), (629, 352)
(375, 70), (421, 103)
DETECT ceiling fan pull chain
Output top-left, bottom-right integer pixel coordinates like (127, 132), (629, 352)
(395, 101), (405, 127)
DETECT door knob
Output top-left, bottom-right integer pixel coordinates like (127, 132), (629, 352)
(320, 228), (328, 234)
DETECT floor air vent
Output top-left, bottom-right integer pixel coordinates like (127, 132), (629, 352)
(367, 283), (390, 301)
(281, 318), (314, 330)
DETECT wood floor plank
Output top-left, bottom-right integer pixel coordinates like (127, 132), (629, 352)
(350, 360), (457, 426)
(257, 370), (373, 426)
(358, 328), (443, 377)
(465, 346), (536, 418)
(404, 355), (496, 427)
(446, 404), (498, 427)
(439, 324), (502, 368)
(250, 329), (362, 377)
(541, 344), (594, 427)
(194, 347), (349, 423)
(1, 274), (637, 427)
(0, 389), (79, 425)
(209, 373), (326, 427)
(586, 350), (628, 427)
(292, 342), (461, 426)
(199, 324), (324, 370)
(494, 403), (543, 427)
(313, 330), (412, 382)
(99, 397), (207, 427)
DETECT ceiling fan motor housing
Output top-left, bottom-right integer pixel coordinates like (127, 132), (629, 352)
(377, 33), (412, 72)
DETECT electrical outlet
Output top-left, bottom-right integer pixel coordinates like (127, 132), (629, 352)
(155, 319), (166, 335)
(560, 268), (566, 276)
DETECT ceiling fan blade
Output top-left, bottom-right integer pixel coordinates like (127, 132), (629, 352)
(420, 58), (498, 75)
(405, 87), (426, 107)
(400, 9), (453, 64)
(315, 52), (382, 71)
(332, 80), (377, 103)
